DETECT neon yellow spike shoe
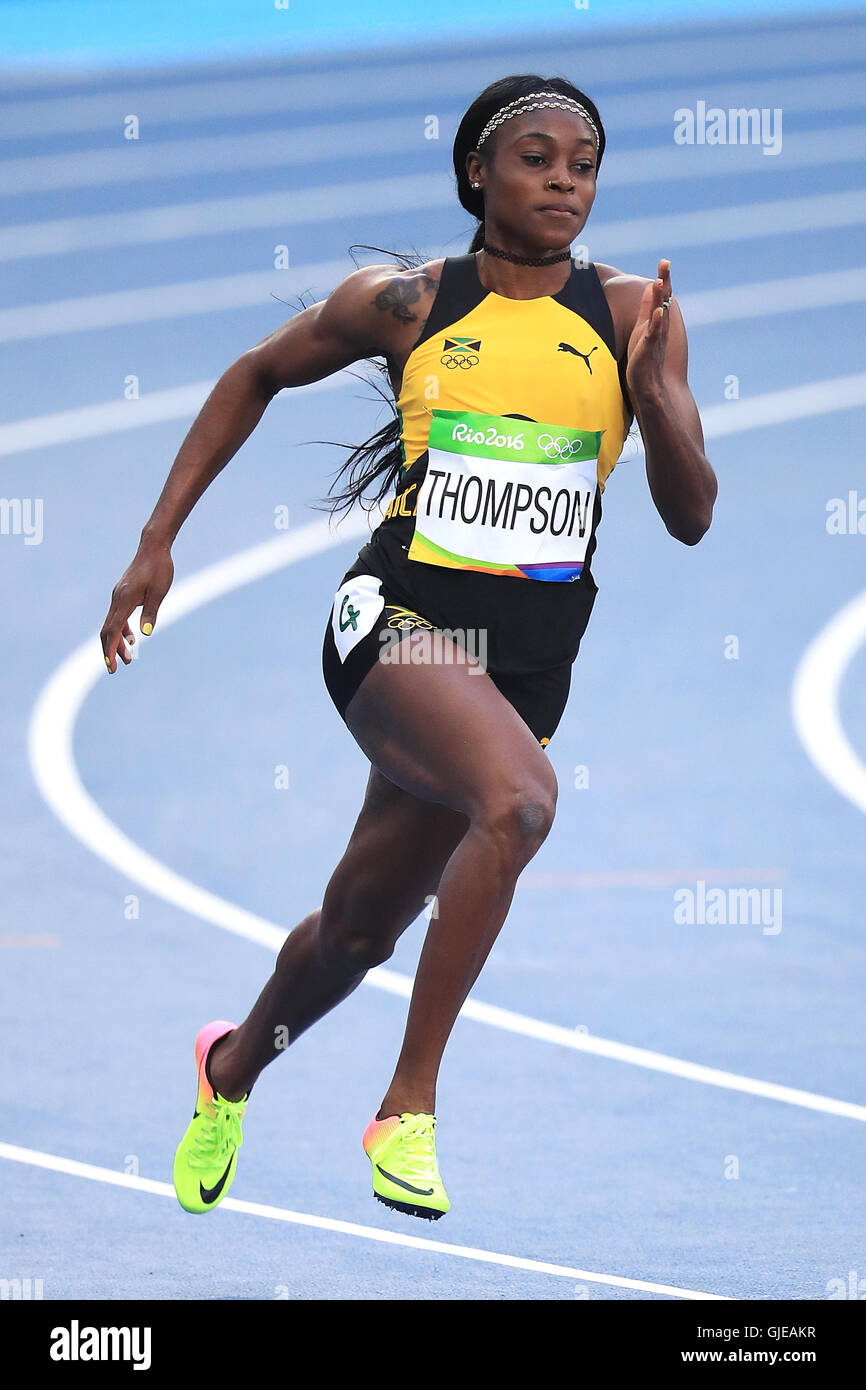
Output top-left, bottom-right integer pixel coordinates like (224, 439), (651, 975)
(362, 1112), (450, 1220)
(173, 1020), (247, 1214)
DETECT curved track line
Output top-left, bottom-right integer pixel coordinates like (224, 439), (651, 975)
(28, 518), (368, 960)
(792, 589), (866, 816)
(0, 1141), (729, 1299)
(27, 514), (866, 1123)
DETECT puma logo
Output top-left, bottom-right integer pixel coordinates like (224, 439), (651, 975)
(557, 342), (598, 374)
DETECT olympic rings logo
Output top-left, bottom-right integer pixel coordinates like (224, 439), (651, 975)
(385, 607), (433, 630)
(537, 434), (583, 460)
(440, 353), (480, 370)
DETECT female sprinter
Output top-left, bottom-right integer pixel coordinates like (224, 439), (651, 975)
(100, 75), (717, 1222)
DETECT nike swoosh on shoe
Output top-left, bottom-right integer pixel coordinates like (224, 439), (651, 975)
(199, 1157), (234, 1205)
(376, 1164), (434, 1196)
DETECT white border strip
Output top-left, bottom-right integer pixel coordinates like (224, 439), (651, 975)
(0, 1140), (729, 1299)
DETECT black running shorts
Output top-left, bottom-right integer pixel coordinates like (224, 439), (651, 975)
(322, 568), (572, 748)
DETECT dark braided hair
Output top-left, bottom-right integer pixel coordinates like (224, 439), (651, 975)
(312, 75), (606, 521)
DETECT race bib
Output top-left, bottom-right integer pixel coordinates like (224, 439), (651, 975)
(407, 409), (602, 582)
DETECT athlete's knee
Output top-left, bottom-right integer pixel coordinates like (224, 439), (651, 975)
(316, 881), (400, 971)
(515, 793), (556, 843)
(479, 770), (558, 863)
(511, 785), (557, 848)
(325, 922), (396, 970)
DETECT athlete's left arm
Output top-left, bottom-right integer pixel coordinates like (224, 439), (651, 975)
(625, 259), (718, 545)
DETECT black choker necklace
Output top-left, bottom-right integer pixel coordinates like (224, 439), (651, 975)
(482, 243), (572, 267)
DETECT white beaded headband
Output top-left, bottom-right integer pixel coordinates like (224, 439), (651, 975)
(475, 92), (600, 152)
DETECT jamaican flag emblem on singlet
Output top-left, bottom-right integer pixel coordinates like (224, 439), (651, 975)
(440, 337), (481, 370)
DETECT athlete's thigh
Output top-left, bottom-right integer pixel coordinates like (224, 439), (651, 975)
(344, 631), (557, 816)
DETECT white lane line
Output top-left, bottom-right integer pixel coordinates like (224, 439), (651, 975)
(694, 372), (866, 439)
(0, 380), (218, 456)
(590, 188), (866, 258)
(5, 359), (866, 463)
(0, 118), (405, 196)
(0, 1141), (729, 1299)
(352, 969), (866, 1122)
(0, 371), (352, 457)
(0, 166), (448, 236)
(0, 264), (338, 343)
(680, 267), (866, 328)
(2, 125), (864, 258)
(27, 368), (866, 1125)
(2, 27), (862, 139)
(0, 115), (434, 198)
(792, 590), (866, 818)
(2, 189), (865, 343)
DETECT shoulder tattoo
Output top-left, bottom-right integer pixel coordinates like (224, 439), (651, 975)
(372, 271), (440, 324)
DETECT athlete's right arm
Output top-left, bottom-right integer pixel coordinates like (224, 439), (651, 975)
(100, 266), (396, 672)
